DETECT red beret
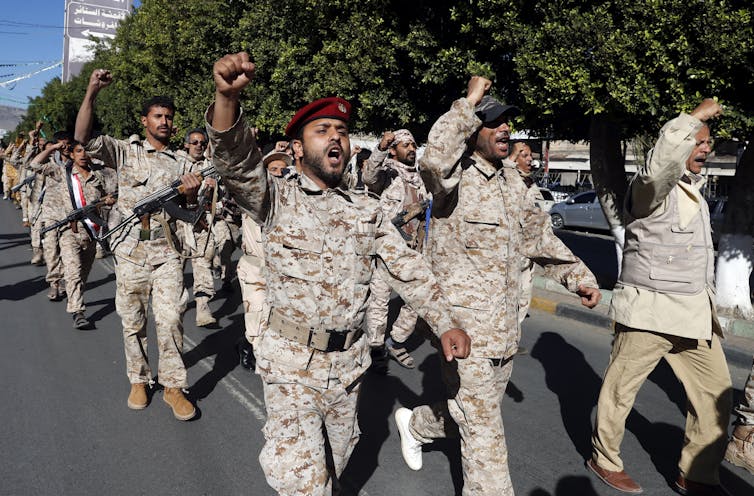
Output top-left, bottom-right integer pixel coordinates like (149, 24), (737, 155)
(285, 97), (351, 138)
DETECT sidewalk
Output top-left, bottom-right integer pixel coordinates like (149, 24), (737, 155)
(530, 275), (754, 365)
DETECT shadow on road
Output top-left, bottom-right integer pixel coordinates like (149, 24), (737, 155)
(183, 289), (246, 403)
(554, 230), (618, 289)
(529, 475), (600, 495)
(87, 297), (115, 324)
(0, 275), (47, 300)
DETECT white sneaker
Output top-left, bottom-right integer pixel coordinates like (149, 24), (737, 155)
(395, 407), (423, 470)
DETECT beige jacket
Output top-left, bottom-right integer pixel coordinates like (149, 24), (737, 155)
(609, 112), (721, 339)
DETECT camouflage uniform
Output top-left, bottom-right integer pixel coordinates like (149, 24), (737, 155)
(507, 158), (546, 323)
(237, 212), (268, 346)
(29, 153), (69, 292)
(208, 108), (459, 496)
(176, 153), (217, 311)
(86, 135), (189, 388)
(407, 98), (597, 496)
(362, 146), (429, 346)
(41, 164), (109, 313)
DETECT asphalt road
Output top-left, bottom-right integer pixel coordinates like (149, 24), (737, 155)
(1, 198), (753, 496)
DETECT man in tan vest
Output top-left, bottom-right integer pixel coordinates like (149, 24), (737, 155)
(588, 99), (732, 496)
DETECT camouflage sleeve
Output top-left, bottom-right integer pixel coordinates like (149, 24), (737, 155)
(362, 147), (389, 194)
(374, 212), (458, 337)
(205, 105), (268, 225)
(521, 201), (599, 292)
(419, 98), (481, 208)
(85, 135), (127, 171)
(631, 112), (701, 218)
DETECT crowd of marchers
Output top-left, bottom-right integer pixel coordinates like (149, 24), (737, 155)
(0, 55), (753, 496)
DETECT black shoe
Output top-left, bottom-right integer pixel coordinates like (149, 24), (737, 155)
(73, 312), (91, 329)
(238, 341), (255, 370)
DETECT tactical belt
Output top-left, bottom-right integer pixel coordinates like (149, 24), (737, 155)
(268, 309), (363, 353)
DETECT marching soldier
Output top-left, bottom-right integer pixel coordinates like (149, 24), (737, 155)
(393, 77), (601, 495)
(363, 129), (429, 369)
(75, 69), (201, 421)
(208, 52), (470, 496)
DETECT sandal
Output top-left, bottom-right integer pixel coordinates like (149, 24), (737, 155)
(387, 345), (415, 369)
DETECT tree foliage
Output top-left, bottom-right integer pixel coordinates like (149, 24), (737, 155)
(12, 0), (754, 148)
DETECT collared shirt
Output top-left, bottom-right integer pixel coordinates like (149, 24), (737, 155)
(86, 134), (183, 266)
(207, 106), (458, 388)
(420, 97), (598, 359)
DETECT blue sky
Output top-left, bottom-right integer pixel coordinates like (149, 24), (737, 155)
(0, 0), (140, 109)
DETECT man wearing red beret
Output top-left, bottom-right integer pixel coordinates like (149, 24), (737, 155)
(207, 52), (472, 496)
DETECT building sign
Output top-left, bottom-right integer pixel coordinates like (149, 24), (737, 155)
(63, 0), (133, 82)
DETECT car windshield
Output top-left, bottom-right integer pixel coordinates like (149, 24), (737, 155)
(541, 190), (554, 201)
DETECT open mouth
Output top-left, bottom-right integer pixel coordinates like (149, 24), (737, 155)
(326, 145), (343, 165)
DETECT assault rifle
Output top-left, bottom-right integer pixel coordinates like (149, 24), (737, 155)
(391, 199), (430, 241)
(10, 174), (34, 193)
(41, 193), (118, 236)
(99, 165), (216, 241)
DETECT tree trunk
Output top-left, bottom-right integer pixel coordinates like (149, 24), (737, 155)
(716, 137), (754, 319)
(589, 115), (629, 279)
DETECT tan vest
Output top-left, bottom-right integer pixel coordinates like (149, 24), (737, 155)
(619, 186), (714, 295)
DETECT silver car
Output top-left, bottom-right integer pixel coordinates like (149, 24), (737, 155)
(549, 190), (610, 231)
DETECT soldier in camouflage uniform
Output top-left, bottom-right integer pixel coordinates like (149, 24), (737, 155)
(363, 129), (429, 369)
(393, 77), (601, 496)
(17, 126), (46, 264)
(75, 69), (201, 421)
(31, 141), (115, 328)
(505, 141), (543, 324)
(177, 128), (220, 327)
(208, 52), (471, 496)
(30, 131), (74, 300)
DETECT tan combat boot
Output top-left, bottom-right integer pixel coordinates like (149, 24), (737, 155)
(30, 247), (44, 265)
(127, 383), (148, 410)
(725, 425), (754, 475)
(47, 282), (60, 301)
(163, 387), (196, 421)
(195, 296), (217, 327)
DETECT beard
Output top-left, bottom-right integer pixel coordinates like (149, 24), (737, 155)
(303, 147), (345, 189)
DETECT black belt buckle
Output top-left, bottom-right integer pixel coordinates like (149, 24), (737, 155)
(325, 329), (348, 352)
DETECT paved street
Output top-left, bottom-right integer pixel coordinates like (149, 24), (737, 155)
(1, 198), (754, 496)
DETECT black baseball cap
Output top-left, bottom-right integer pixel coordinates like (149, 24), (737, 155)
(475, 95), (520, 124)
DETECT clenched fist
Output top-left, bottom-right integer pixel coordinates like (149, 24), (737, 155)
(88, 69), (112, 93)
(466, 76), (492, 107)
(213, 52), (256, 99)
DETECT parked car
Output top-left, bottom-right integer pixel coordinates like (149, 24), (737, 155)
(535, 188), (556, 212)
(549, 190), (610, 231)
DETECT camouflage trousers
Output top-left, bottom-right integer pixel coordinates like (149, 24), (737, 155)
(43, 227), (63, 284)
(735, 357), (754, 425)
(30, 207), (42, 249)
(212, 219), (236, 283)
(188, 229), (215, 298)
(20, 190), (31, 222)
(59, 228), (96, 314)
(259, 378), (361, 496)
(591, 328), (732, 485)
(366, 270), (418, 347)
(236, 253), (267, 344)
(115, 255), (188, 388)
(409, 357), (515, 496)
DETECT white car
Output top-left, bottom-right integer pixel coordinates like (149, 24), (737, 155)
(535, 188), (556, 212)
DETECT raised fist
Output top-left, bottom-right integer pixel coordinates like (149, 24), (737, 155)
(378, 131), (395, 151)
(213, 52), (256, 99)
(690, 98), (724, 122)
(88, 69), (113, 92)
(466, 76), (492, 107)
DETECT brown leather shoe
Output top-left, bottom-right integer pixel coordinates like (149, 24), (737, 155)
(586, 459), (643, 493)
(127, 383), (148, 410)
(674, 475), (730, 496)
(163, 387), (196, 421)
